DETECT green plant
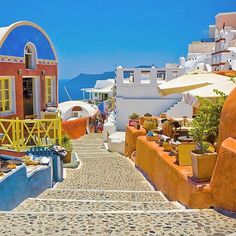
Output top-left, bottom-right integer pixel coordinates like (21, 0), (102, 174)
(128, 113), (140, 120)
(189, 93), (227, 153)
(61, 133), (73, 152)
(144, 113), (152, 117)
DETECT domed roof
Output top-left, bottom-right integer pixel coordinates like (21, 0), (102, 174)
(0, 21), (57, 61)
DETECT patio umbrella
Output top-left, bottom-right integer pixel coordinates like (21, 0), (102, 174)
(157, 73), (228, 96)
(182, 80), (236, 107)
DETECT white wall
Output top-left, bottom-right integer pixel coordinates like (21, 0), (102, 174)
(115, 67), (187, 130)
(116, 97), (180, 130)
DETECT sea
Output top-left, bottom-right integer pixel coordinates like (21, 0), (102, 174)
(58, 71), (115, 103)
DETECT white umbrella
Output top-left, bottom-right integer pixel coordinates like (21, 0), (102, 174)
(182, 80), (236, 107)
(158, 73), (228, 96)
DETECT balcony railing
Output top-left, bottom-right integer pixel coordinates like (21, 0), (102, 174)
(0, 117), (61, 152)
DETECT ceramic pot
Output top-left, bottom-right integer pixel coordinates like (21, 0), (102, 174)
(128, 119), (140, 127)
(143, 119), (156, 132)
(63, 151), (72, 163)
(191, 151), (217, 180)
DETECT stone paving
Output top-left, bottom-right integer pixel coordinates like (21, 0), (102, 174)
(39, 189), (169, 202)
(1, 133), (236, 235)
(0, 211), (236, 235)
(14, 199), (180, 212)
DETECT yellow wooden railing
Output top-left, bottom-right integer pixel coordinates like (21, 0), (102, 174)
(0, 117), (61, 151)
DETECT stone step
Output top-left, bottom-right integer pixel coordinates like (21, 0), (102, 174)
(0, 210), (235, 235)
(14, 198), (183, 213)
(77, 154), (123, 159)
(73, 149), (108, 154)
(39, 189), (168, 202)
(58, 158), (153, 191)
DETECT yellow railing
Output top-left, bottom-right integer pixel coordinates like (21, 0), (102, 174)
(0, 117), (61, 152)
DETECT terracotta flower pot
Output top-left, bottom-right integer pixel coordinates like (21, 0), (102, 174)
(128, 119), (140, 127)
(191, 151), (217, 180)
(63, 151), (72, 163)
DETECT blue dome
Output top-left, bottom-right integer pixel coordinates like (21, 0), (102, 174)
(0, 21), (57, 61)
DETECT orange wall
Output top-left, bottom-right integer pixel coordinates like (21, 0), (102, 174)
(211, 137), (236, 212)
(62, 118), (87, 140)
(218, 87), (236, 149)
(0, 62), (57, 119)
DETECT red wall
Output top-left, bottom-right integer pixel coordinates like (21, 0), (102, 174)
(0, 62), (57, 119)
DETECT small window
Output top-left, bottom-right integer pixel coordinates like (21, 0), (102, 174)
(172, 70), (179, 77)
(140, 71), (150, 84)
(24, 44), (36, 69)
(123, 71), (134, 83)
(0, 78), (11, 112)
(45, 77), (55, 105)
(157, 71), (166, 80)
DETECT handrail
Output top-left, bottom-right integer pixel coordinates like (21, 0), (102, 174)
(0, 117), (61, 151)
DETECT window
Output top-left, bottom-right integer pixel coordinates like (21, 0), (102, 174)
(140, 71), (150, 84)
(157, 71), (166, 80)
(172, 70), (179, 77)
(45, 77), (54, 105)
(0, 78), (11, 112)
(123, 71), (134, 83)
(24, 44), (36, 69)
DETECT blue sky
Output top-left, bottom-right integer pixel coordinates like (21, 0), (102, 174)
(0, 0), (235, 79)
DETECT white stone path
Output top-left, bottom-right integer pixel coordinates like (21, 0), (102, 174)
(0, 133), (236, 235)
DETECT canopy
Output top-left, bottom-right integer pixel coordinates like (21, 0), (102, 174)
(81, 79), (114, 94)
(59, 101), (98, 120)
(158, 73), (228, 96)
(182, 80), (236, 107)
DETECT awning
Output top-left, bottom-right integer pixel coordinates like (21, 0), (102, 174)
(158, 73), (228, 96)
(182, 80), (236, 107)
(81, 85), (113, 94)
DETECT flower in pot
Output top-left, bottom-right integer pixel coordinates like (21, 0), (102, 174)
(189, 94), (226, 181)
(128, 113), (140, 127)
(61, 133), (73, 163)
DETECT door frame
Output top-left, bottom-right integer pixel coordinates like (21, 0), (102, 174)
(22, 76), (41, 118)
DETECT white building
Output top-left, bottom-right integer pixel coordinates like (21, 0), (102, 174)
(81, 79), (115, 102)
(179, 25), (216, 73)
(115, 65), (189, 130)
(212, 12), (236, 71)
(180, 12), (236, 72)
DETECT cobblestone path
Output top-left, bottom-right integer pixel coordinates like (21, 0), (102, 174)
(1, 133), (236, 235)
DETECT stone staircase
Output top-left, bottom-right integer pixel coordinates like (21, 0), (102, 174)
(0, 133), (235, 235)
(166, 100), (193, 118)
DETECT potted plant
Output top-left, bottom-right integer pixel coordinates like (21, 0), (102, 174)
(189, 94), (226, 181)
(128, 113), (140, 127)
(61, 133), (73, 163)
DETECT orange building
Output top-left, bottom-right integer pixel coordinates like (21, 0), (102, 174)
(0, 21), (58, 119)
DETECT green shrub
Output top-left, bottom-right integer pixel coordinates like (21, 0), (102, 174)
(128, 113), (140, 120)
(61, 133), (73, 152)
(189, 92), (227, 153)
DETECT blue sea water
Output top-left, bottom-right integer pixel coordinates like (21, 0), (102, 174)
(58, 71), (115, 103)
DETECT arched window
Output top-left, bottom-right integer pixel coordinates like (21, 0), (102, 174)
(24, 43), (37, 69)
